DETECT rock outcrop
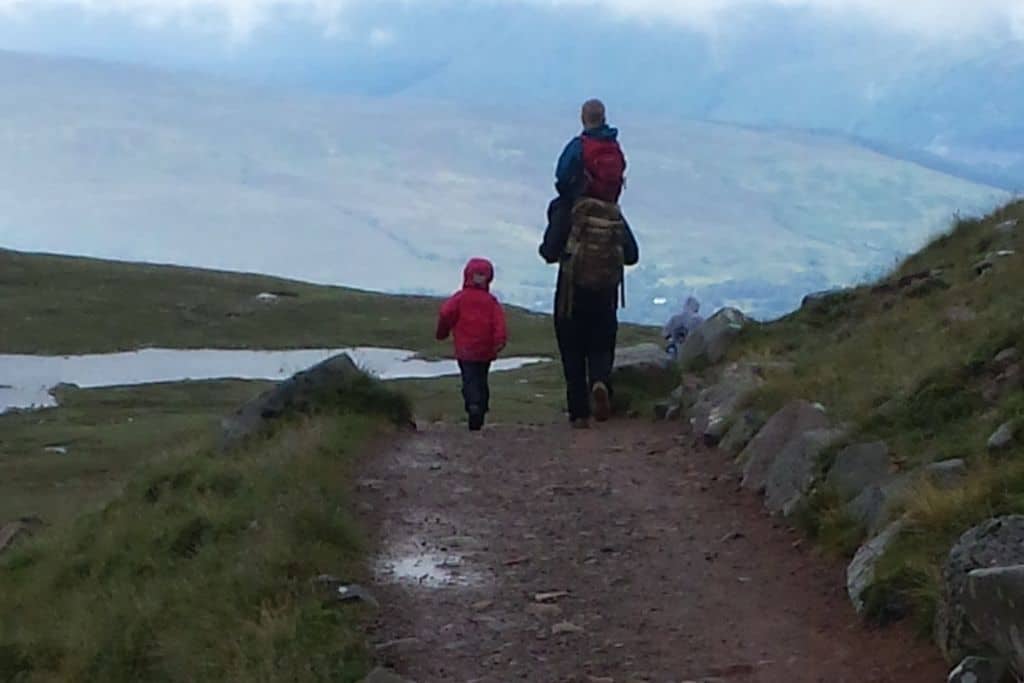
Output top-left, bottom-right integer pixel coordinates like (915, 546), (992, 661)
(848, 520), (906, 614)
(800, 288), (855, 313)
(612, 343), (672, 376)
(677, 308), (750, 370)
(687, 363), (764, 445)
(936, 516), (1024, 664)
(719, 411), (764, 457)
(221, 353), (368, 449)
(764, 427), (847, 516)
(844, 475), (912, 534)
(923, 459), (969, 490)
(947, 656), (1008, 683)
(987, 421), (1016, 452)
(740, 400), (830, 493)
(962, 565), (1024, 677)
(827, 441), (892, 500)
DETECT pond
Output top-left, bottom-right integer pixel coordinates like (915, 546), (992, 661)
(0, 348), (548, 413)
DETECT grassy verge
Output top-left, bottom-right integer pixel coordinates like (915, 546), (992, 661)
(0, 372), (410, 682)
(0, 381), (267, 525)
(727, 199), (1024, 629)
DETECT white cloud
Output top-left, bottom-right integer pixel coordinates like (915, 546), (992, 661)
(368, 26), (395, 47)
(535, 0), (1024, 39)
(0, 0), (1021, 41)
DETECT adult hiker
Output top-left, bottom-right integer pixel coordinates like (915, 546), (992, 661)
(540, 99), (639, 428)
(663, 296), (703, 360)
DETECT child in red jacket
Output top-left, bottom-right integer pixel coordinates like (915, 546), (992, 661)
(436, 258), (508, 431)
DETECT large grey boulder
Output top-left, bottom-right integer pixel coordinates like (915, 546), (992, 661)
(612, 343), (672, 375)
(827, 441), (892, 500)
(948, 656), (1008, 683)
(221, 353), (366, 449)
(923, 459), (969, 490)
(719, 411), (765, 457)
(845, 460), (969, 535)
(848, 520), (906, 614)
(688, 363), (764, 443)
(764, 427), (847, 516)
(801, 287), (855, 313)
(962, 565), (1024, 677)
(937, 516), (1024, 664)
(845, 475), (912, 534)
(987, 421), (1017, 452)
(740, 400), (830, 493)
(678, 307), (751, 370)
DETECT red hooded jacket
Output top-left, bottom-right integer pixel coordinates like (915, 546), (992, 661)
(436, 258), (508, 362)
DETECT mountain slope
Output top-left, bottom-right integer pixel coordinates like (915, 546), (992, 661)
(0, 51), (1005, 322)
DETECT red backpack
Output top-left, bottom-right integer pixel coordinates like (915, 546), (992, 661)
(581, 136), (626, 204)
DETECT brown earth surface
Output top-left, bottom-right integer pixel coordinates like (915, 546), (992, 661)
(357, 420), (946, 683)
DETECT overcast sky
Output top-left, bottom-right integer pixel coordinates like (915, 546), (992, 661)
(0, 0), (1022, 42)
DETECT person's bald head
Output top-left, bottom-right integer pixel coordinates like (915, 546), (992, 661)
(581, 99), (606, 129)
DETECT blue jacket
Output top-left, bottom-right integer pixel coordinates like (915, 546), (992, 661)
(555, 124), (620, 198)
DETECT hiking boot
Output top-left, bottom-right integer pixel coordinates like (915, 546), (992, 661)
(468, 410), (485, 432)
(591, 382), (611, 422)
(571, 417), (591, 430)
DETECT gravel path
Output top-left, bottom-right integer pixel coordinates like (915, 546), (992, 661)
(357, 421), (945, 683)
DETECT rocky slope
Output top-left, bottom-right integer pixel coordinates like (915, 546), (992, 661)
(662, 200), (1024, 681)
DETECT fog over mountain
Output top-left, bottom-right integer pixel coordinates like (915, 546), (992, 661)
(0, 50), (1004, 321)
(3, 1), (1022, 188)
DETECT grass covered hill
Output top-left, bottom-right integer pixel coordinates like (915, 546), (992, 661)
(0, 248), (567, 356)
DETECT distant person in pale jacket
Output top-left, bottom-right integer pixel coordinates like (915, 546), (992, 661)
(663, 296), (703, 359)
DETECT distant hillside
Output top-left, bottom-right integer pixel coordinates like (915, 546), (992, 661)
(3, 3), (1021, 188)
(0, 51), (1006, 323)
(0, 248), (586, 356)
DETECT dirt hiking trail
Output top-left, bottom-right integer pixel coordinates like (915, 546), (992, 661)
(357, 421), (945, 683)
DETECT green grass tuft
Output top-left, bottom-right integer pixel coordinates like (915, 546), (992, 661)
(0, 374), (413, 681)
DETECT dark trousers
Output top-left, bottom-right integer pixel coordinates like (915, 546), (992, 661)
(554, 294), (618, 421)
(458, 361), (491, 416)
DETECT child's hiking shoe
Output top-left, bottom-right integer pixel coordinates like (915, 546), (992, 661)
(571, 417), (591, 430)
(468, 407), (485, 432)
(591, 382), (611, 422)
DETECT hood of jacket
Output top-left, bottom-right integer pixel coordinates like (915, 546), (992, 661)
(581, 124), (619, 142)
(463, 258), (495, 291)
